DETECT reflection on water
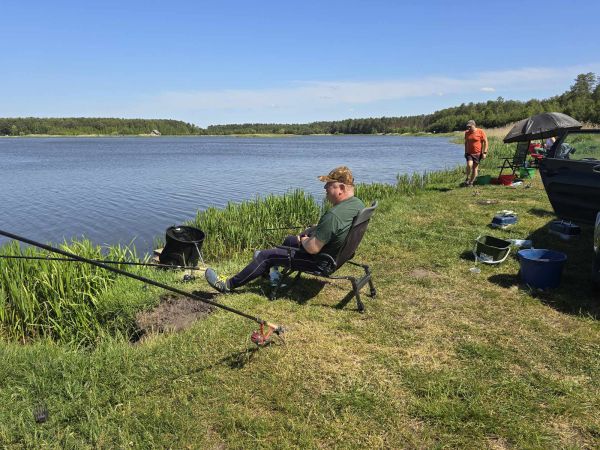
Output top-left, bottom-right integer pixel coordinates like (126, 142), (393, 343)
(0, 135), (462, 252)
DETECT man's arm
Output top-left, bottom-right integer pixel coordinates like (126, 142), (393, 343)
(482, 132), (489, 155)
(299, 235), (325, 254)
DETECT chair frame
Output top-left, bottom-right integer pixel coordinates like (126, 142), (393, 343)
(498, 141), (530, 177)
(270, 201), (378, 312)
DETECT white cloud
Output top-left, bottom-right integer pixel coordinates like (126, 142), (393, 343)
(143, 63), (599, 113)
(57, 62), (600, 125)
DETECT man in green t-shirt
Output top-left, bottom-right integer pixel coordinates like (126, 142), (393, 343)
(205, 166), (365, 293)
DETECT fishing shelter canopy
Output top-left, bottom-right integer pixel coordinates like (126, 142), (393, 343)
(503, 112), (582, 143)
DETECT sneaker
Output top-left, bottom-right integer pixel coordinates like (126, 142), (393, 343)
(204, 268), (230, 293)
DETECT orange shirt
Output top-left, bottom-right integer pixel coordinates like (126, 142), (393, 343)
(465, 128), (487, 155)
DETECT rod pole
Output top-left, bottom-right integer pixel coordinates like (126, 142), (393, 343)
(0, 254), (203, 270)
(0, 229), (273, 326)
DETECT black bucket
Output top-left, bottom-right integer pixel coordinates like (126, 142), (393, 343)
(159, 226), (205, 266)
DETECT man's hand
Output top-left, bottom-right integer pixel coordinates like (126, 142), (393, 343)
(302, 225), (316, 236)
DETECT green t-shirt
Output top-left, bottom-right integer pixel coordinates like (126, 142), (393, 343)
(314, 196), (365, 257)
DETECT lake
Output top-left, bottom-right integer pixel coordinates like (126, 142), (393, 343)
(0, 135), (462, 253)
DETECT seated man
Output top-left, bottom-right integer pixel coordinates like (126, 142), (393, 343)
(205, 166), (365, 293)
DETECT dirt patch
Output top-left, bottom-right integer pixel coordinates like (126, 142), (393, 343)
(409, 268), (440, 279)
(135, 294), (214, 337)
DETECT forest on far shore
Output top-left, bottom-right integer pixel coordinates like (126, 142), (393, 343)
(1, 73), (598, 136)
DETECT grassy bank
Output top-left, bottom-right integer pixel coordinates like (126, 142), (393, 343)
(1, 138), (599, 448)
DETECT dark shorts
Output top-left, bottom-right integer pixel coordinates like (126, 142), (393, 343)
(465, 153), (482, 164)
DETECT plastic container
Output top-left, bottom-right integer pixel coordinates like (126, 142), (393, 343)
(474, 235), (512, 263)
(548, 220), (581, 241)
(491, 212), (518, 228)
(498, 174), (515, 186)
(519, 167), (536, 179)
(474, 175), (492, 185)
(517, 249), (567, 289)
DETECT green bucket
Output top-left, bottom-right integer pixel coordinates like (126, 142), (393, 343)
(474, 175), (492, 185)
(474, 235), (511, 263)
(519, 167), (536, 179)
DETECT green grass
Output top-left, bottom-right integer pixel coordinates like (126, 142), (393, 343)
(1, 138), (599, 448)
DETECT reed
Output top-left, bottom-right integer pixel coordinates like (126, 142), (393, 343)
(0, 240), (148, 345)
(188, 189), (322, 261)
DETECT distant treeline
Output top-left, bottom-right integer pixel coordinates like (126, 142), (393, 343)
(0, 118), (201, 136)
(206, 73), (600, 134)
(2, 73), (599, 136)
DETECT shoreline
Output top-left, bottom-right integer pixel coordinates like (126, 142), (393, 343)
(0, 131), (458, 138)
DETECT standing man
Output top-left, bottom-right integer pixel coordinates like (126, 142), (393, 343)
(464, 119), (488, 186)
(204, 166), (365, 294)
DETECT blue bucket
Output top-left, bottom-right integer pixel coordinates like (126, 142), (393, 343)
(517, 249), (567, 289)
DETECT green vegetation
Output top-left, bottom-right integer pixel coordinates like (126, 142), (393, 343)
(563, 133), (600, 160)
(0, 117), (200, 136)
(1, 138), (599, 447)
(0, 240), (176, 346)
(189, 190), (322, 262)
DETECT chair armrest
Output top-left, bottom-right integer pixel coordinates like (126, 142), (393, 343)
(276, 246), (338, 275)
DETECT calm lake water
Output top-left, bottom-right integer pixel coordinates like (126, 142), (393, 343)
(0, 135), (462, 253)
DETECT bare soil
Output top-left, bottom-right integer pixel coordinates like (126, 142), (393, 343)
(135, 293), (214, 336)
(409, 268), (440, 279)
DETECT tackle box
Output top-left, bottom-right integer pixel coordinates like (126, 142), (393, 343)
(490, 211), (518, 229)
(548, 220), (581, 241)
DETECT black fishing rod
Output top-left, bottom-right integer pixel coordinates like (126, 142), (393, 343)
(0, 229), (283, 345)
(264, 225), (304, 231)
(0, 254), (201, 270)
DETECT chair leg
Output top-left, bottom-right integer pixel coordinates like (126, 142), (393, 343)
(363, 264), (376, 298)
(351, 279), (365, 313)
(368, 278), (376, 298)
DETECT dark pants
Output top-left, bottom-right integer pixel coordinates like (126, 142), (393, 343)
(229, 235), (323, 289)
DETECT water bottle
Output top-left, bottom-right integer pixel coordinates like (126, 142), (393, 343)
(269, 266), (281, 287)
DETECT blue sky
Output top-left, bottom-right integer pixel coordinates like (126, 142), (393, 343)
(2, 0), (599, 127)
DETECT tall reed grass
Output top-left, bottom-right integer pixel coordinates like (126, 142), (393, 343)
(188, 189), (322, 261)
(0, 240), (141, 345)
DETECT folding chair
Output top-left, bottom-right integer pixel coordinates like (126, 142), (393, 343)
(498, 141), (529, 177)
(271, 201), (378, 312)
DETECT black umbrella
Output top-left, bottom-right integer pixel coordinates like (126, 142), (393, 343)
(503, 112), (582, 143)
